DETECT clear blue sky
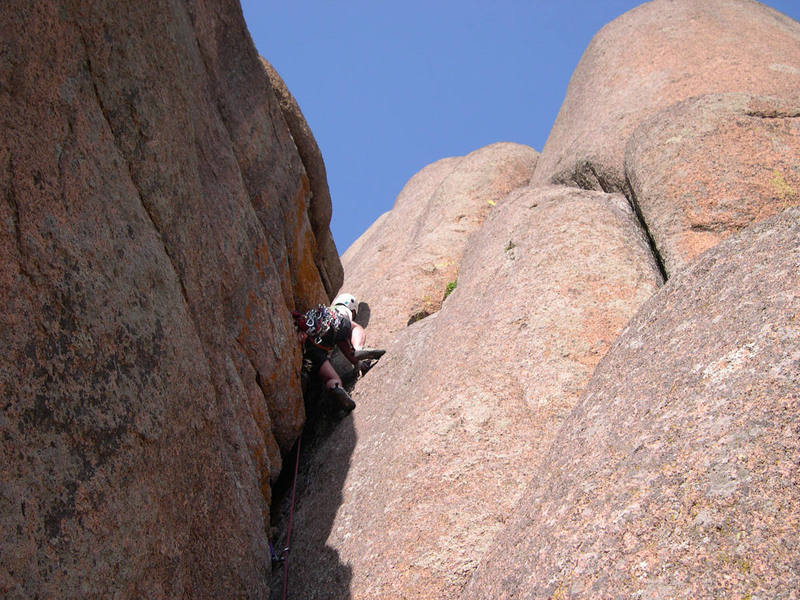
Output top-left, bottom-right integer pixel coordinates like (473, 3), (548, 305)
(241, 1), (800, 254)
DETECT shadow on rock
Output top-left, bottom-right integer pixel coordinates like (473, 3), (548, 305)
(270, 375), (357, 600)
(270, 302), (382, 598)
(354, 301), (370, 328)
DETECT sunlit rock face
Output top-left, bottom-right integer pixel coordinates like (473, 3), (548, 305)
(283, 182), (662, 599)
(6, 0), (799, 598)
(625, 92), (800, 277)
(280, 2), (800, 599)
(0, 1), (337, 597)
(339, 142), (539, 349)
(260, 56), (343, 298)
(532, 0), (800, 194)
(463, 207), (800, 599)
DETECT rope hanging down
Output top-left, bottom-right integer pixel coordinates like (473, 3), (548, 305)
(281, 434), (302, 600)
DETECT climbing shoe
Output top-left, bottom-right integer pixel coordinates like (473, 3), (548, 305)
(354, 348), (386, 361)
(328, 385), (356, 412)
(358, 359), (377, 376)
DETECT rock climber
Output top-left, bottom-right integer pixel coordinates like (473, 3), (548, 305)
(331, 293), (365, 350)
(292, 293), (384, 413)
(331, 292), (385, 373)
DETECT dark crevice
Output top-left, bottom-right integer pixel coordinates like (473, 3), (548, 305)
(689, 223), (718, 233)
(407, 310), (431, 326)
(623, 174), (668, 283)
(6, 155), (21, 251)
(5, 155), (33, 282)
(557, 160), (668, 283)
(233, 338), (277, 543)
(57, 116), (73, 213)
(558, 160), (624, 195)
(584, 162), (611, 193)
(745, 109), (800, 119)
(236, 337), (275, 426)
(268, 369), (356, 599)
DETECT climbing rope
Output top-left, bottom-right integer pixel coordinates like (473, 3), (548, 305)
(281, 434), (302, 600)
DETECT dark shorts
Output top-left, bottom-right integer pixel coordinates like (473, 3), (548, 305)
(302, 342), (330, 376)
(302, 318), (351, 376)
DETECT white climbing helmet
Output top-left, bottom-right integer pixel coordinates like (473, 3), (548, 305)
(332, 292), (358, 318)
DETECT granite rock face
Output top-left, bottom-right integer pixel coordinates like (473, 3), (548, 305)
(280, 2), (800, 598)
(626, 92), (800, 277)
(340, 142), (539, 348)
(0, 1), (335, 597)
(260, 57), (343, 298)
(532, 0), (800, 193)
(283, 185), (662, 599)
(462, 208), (800, 599)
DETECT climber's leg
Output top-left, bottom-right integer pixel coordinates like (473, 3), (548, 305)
(319, 359), (355, 411)
(351, 321), (366, 351)
(318, 359), (342, 389)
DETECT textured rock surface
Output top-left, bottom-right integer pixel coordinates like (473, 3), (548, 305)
(532, 0), (800, 192)
(463, 207), (800, 599)
(626, 92), (800, 277)
(0, 1), (335, 597)
(340, 142), (538, 348)
(282, 185), (662, 599)
(261, 57), (343, 299)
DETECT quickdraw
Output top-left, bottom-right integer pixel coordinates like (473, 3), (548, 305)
(294, 304), (342, 348)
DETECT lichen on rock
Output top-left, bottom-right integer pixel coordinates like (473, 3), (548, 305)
(0, 1), (338, 597)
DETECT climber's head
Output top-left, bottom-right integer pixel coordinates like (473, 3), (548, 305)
(332, 293), (358, 317)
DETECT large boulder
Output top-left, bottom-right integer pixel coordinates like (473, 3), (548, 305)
(463, 207), (800, 599)
(340, 142), (538, 348)
(0, 1), (336, 597)
(532, 0), (800, 193)
(282, 185), (662, 599)
(626, 92), (800, 277)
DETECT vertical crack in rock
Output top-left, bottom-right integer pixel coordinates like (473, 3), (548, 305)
(623, 173), (668, 282)
(5, 155), (21, 251)
(4, 154), (33, 281)
(234, 336), (280, 511)
(184, 5), (297, 311)
(180, 8), (288, 417)
(553, 157), (668, 283)
(77, 28), (217, 390)
(237, 336), (275, 434)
